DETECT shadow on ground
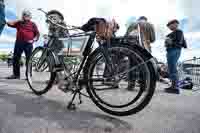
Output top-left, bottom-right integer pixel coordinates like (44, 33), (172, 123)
(0, 87), (132, 132)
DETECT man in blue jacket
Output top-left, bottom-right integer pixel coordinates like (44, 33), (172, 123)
(0, 0), (5, 35)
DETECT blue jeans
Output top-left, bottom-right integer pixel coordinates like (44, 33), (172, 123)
(166, 48), (181, 81)
(0, 4), (5, 35)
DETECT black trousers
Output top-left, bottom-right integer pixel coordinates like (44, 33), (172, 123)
(13, 41), (33, 77)
(103, 53), (136, 80)
(103, 54), (143, 88)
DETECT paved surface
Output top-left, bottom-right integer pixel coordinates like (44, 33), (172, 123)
(0, 63), (200, 133)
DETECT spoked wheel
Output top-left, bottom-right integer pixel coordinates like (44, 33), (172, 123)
(26, 47), (56, 96)
(84, 44), (156, 116)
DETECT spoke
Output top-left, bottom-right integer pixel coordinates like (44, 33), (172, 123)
(109, 59), (152, 79)
(94, 87), (118, 91)
(78, 91), (90, 98)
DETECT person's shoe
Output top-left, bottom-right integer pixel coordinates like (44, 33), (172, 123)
(53, 64), (64, 72)
(103, 78), (113, 85)
(164, 80), (180, 94)
(138, 80), (146, 91)
(165, 87), (180, 94)
(6, 75), (20, 79)
(103, 79), (119, 89)
(127, 82), (135, 91)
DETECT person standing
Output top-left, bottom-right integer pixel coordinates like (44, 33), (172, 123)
(125, 16), (156, 91)
(0, 0), (5, 35)
(164, 19), (187, 94)
(6, 9), (40, 79)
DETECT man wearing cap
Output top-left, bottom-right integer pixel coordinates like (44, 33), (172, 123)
(164, 19), (187, 94)
(0, 0), (5, 35)
(6, 9), (40, 79)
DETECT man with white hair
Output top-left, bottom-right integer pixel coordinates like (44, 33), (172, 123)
(0, 0), (5, 35)
(6, 9), (40, 79)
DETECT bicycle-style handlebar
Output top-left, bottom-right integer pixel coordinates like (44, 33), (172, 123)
(37, 8), (48, 15)
(37, 8), (82, 31)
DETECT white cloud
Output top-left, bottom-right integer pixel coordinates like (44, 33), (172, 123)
(6, 0), (180, 35)
(4, 0), (200, 61)
(176, 0), (200, 32)
(185, 32), (200, 40)
(182, 32), (200, 49)
(0, 34), (15, 44)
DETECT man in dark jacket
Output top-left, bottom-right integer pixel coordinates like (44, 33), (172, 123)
(125, 16), (156, 91)
(0, 0), (5, 35)
(164, 19), (187, 94)
(6, 9), (40, 79)
(125, 16), (156, 53)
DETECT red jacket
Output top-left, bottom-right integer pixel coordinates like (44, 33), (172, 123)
(8, 20), (40, 43)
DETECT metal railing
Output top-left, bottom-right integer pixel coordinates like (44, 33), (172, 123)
(178, 57), (200, 88)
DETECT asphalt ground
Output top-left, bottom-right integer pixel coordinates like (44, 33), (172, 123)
(0, 62), (199, 133)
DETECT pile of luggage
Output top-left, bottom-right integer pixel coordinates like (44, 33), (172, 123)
(157, 62), (193, 90)
(177, 77), (193, 90)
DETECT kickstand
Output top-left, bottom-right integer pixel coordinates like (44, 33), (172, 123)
(78, 92), (82, 104)
(77, 89), (90, 104)
(67, 89), (90, 110)
(67, 91), (77, 110)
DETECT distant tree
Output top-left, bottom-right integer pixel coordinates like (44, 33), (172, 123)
(0, 54), (9, 61)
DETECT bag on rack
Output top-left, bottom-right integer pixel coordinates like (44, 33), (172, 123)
(81, 17), (118, 40)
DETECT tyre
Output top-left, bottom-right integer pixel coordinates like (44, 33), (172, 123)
(26, 47), (56, 96)
(84, 43), (156, 116)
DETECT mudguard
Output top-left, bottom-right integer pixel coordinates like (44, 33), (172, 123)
(111, 36), (153, 60)
(124, 43), (159, 81)
(109, 37), (160, 80)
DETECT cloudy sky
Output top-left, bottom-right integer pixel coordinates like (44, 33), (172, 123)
(0, 0), (200, 62)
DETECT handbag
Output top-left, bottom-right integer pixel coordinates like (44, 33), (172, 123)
(95, 19), (116, 40)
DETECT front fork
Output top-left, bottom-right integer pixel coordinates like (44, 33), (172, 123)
(36, 48), (48, 71)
